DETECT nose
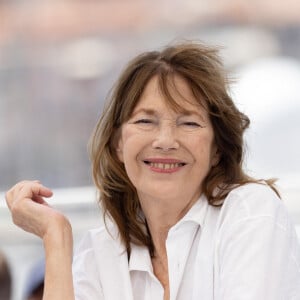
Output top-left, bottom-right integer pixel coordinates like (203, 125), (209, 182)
(152, 120), (179, 151)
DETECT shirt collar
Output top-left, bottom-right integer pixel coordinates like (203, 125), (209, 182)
(128, 193), (209, 272)
(129, 243), (152, 273)
(173, 193), (209, 229)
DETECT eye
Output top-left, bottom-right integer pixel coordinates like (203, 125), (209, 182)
(182, 121), (201, 127)
(179, 120), (204, 128)
(134, 118), (154, 124)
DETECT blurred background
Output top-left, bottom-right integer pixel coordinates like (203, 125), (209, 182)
(0, 0), (299, 299)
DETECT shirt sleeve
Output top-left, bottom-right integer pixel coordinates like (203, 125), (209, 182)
(72, 233), (104, 300)
(215, 208), (300, 299)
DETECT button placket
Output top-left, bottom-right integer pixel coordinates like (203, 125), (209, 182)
(166, 222), (199, 300)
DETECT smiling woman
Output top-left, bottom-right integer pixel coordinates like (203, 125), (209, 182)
(5, 42), (300, 300)
(116, 75), (218, 230)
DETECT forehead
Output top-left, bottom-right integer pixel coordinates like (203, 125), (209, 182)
(133, 75), (207, 115)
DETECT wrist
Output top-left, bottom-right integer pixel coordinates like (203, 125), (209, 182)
(43, 215), (73, 253)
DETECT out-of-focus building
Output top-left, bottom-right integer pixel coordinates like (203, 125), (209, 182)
(0, 0), (300, 191)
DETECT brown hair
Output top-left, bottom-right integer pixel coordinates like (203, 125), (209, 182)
(89, 41), (278, 256)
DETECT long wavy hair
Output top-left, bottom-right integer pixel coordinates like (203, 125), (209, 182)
(89, 42), (278, 257)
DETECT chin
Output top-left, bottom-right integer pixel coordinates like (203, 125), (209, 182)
(144, 186), (184, 201)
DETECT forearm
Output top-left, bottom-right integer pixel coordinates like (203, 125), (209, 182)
(43, 219), (75, 300)
(5, 181), (76, 299)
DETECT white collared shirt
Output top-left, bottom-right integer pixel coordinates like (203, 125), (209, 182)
(72, 183), (300, 299)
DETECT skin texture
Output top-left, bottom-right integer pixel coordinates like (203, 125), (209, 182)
(117, 76), (218, 299)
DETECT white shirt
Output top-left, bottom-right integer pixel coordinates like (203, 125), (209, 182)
(72, 183), (300, 299)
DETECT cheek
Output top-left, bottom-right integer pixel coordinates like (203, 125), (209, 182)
(116, 126), (133, 162)
(117, 126), (142, 163)
(191, 134), (216, 164)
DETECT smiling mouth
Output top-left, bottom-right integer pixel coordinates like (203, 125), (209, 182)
(143, 160), (186, 170)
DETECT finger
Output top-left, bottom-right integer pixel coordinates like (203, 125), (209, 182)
(5, 181), (52, 210)
(32, 194), (50, 206)
(6, 180), (42, 201)
(18, 182), (53, 200)
(11, 180), (39, 192)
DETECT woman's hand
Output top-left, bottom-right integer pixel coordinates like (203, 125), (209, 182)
(6, 180), (75, 300)
(5, 180), (69, 239)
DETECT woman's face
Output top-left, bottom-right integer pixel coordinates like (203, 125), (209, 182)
(116, 76), (219, 205)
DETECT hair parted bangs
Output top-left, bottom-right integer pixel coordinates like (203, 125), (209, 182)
(89, 41), (279, 256)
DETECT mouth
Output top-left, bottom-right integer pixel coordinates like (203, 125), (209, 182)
(143, 159), (186, 172)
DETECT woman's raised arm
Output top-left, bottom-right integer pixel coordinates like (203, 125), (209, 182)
(5, 180), (75, 300)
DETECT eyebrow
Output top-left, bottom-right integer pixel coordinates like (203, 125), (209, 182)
(131, 107), (206, 121)
(131, 108), (157, 117)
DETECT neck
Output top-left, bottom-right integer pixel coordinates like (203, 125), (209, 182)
(139, 193), (199, 255)
(139, 194), (199, 300)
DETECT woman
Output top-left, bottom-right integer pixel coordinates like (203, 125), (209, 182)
(5, 42), (300, 299)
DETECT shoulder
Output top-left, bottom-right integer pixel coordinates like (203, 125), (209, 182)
(72, 223), (130, 299)
(224, 182), (282, 216)
(217, 182), (291, 231)
(211, 184), (300, 298)
(74, 221), (124, 258)
(73, 221), (128, 280)
(214, 183), (300, 259)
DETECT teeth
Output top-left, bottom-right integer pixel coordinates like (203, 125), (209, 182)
(149, 162), (183, 169)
